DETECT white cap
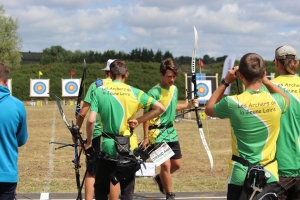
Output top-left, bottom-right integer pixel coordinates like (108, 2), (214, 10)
(101, 59), (116, 71)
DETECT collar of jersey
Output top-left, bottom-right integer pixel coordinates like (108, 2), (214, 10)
(112, 80), (122, 83)
(159, 83), (171, 90)
(245, 88), (264, 94)
(279, 74), (298, 78)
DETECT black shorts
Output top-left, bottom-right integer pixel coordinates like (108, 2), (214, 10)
(152, 141), (182, 160)
(86, 136), (101, 175)
(95, 158), (135, 200)
(169, 141), (182, 159)
(227, 184), (243, 200)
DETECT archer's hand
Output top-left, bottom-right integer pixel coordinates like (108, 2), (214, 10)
(128, 119), (139, 129)
(71, 125), (81, 139)
(85, 146), (94, 157)
(84, 143), (92, 154)
(141, 137), (150, 149)
(189, 98), (199, 108)
(224, 66), (239, 84)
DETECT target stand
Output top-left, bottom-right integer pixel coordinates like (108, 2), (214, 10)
(63, 97), (76, 106)
(30, 97), (48, 106)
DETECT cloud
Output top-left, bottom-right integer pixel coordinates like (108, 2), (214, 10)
(2, 0), (300, 60)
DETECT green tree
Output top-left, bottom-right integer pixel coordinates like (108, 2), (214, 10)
(40, 45), (71, 64)
(0, 5), (22, 67)
(154, 49), (163, 62)
(163, 50), (173, 60)
(202, 54), (215, 64)
(216, 55), (227, 63)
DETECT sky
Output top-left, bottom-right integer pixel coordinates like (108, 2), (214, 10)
(2, 0), (300, 61)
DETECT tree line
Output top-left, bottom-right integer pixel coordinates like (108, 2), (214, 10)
(35, 45), (227, 66)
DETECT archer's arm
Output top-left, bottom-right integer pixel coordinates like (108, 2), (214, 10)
(205, 66), (238, 117)
(205, 85), (227, 117)
(176, 99), (199, 111)
(85, 111), (97, 148)
(76, 102), (90, 129)
(262, 77), (290, 106)
(141, 120), (150, 149)
(129, 101), (165, 126)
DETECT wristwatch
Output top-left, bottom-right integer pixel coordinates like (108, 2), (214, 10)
(220, 78), (230, 87)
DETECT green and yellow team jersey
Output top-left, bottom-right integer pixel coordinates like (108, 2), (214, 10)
(214, 89), (287, 186)
(271, 75), (300, 177)
(146, 83), (178, 143)
(84, 78), (112, 138)
(90, 80), (157, 158)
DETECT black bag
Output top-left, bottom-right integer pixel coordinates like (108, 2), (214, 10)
(250, 182), (285, 200)
(237, 163), (285, 200)
(133, 147), (150, 161)
(231, 155), (283, 200)
(110, 156), (141, 185)
(246, 166), (268, 189)
(115, 136), (130, 157)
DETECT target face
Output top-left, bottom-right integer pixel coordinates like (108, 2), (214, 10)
(33, 82), (46, 94)
(30, 79), (49, 97)
(197, 83), (209, 97)
(195, 79), (212, 101)
(65, 81), (78, 94)
(62, 79), (80, 97)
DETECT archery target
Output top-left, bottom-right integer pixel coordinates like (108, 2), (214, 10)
(196, 80), (212, 101)
(197, 83), (209, 97)
(65, 81), (78, 94)
(7, 79), (12, 94)
(62, 79), (80, 97)
(30, 79), (50, 97)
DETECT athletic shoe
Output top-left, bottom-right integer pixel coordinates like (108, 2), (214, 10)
(166, 193), (176, 200)
(153, 174), (165, 194)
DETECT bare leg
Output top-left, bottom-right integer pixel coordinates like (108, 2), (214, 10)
(108, 182), (120, 200)
(160, 158), (182, 194)
(85, 173), (95, 200)
(170, 159), (181, 174)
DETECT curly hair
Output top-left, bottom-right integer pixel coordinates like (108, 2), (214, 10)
(159, 58), (179, 76)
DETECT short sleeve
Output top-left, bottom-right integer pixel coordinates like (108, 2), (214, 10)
(213, 96), (230, 119)
(84, 82), (97, 104)
(271, 93), (288, 114)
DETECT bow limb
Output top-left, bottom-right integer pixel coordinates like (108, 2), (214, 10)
(51, 92), (86, 200)
(50, 92), (86, 151)
(191, 26), (213, 170)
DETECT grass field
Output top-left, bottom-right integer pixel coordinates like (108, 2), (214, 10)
(17, 100), (232, 193)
